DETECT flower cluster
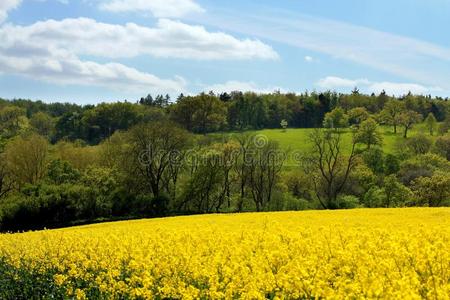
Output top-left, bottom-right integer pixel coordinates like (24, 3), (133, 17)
(0, 208), (449, 299)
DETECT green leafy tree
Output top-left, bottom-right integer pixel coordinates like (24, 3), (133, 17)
(424, 112), (437, 136)
(405, 133), (432, 155)
(323, 107), (349, 129)
(355, 118), (383, 149)
(434, 134), (450, 160)
(398, 110), (423, 138)
(5, 133), (49, 187)
(0, 106), (26, 138)
(280, 119), (288, 132)
(30, 112), (56, 139)
(383, 175), (413, 207)
(47, 159), (81, 185)
(379, 100), (406, 133)
(413, 172), (450, 207)
(348, 107), (369, 126)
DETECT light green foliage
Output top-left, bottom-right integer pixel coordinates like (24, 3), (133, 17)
(424, 112), (437, 136)
(323, 107), (349, 129)
(348, 107), (369, 125)
(405, 133), (432, 155)
(379, 100), (406, 133)
(30, 112), (55, 138)
(355, 117), (383, 149)
(413, 172), (450, 207)
(398, 110), (423, 138)
(280, 119), (288, 131)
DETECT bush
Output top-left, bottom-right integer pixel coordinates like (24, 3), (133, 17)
(337, 195), (360, 209)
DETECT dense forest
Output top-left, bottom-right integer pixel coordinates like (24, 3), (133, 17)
(1, 90), (450, 231)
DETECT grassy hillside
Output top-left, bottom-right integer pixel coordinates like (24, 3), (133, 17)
(1, 208), (449, 299)
(254, 124), (432, 153)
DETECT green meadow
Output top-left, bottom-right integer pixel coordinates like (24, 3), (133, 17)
(211, 123), (437, 166)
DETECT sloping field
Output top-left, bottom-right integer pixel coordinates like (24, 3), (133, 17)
(0, 208), (449, 299)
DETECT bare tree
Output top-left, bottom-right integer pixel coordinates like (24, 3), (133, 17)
(247, 140), (285, 211)
(0, 154), (14, 199)
(234, 133), (254, 211)
(127, 121), (192, 198)
(302, 129), (358, 209)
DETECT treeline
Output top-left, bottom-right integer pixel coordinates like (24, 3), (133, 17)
(0, 90), (450, 231)
(1, 90), (449, 143)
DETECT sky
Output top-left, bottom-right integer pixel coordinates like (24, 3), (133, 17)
(0, 0), (450, 104)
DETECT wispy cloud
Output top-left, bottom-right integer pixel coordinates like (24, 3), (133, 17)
(196, 9), (450, 90)
(317, 76), (442, 96)
(97, 0), (204, 18)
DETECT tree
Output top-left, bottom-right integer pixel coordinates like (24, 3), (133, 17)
(302, 129), (358, 209)
(438, 115), (450, 135)
(379, 100), (406, 133)
(280, 119), (288, 132)
(323, 107), (349, 129)
(398, 110), (423, 138)
(46, 159), (81, 185)
(413, 172), (450, 207)
(192, 93), (227, 133)
(126, 121), (192, 198)
(383, 175), (413, 207)
(405, 134), (432, 155)
(5, 133), (49, 187)
(355, 118), (383, 149)
(81, 102), (146, 143)
(348, 107), (369, 126)
(30, 112), (55, 138)
(424, 112), (437, 136)
(434, 134), (450, 160)
(0, 106), (25, 138)
(246, 140), (285, 211)
(384, 154), (400, 175)
(0, 153), (14, 199)
(234, 133), (254, 212)
(171, 93), (227, 133)
(180, 148), (225, 213)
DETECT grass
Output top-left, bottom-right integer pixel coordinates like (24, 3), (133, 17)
(209, 123), (437, 166)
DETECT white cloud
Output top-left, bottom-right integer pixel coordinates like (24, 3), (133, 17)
(304, 55), (313, 62)
(316, 76), (442, 96)
(0, 44), (186, 93)
(1, 18), (278, 60)
(0, 0), (21, 23)
(98, 0), (204, 18)
(317, 76), (370, 89)
(203, 80), (285, 94)
(0, 17), (278, 92)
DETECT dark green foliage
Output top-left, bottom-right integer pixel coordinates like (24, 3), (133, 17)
(47, 159), (81, 184)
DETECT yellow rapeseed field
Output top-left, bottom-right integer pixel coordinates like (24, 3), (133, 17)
(0, 208), (449, 299)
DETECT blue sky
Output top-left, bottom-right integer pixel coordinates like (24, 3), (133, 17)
(0, 0), (449, 104)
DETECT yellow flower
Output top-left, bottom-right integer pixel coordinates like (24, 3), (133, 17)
(0, 208), (449, 299)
